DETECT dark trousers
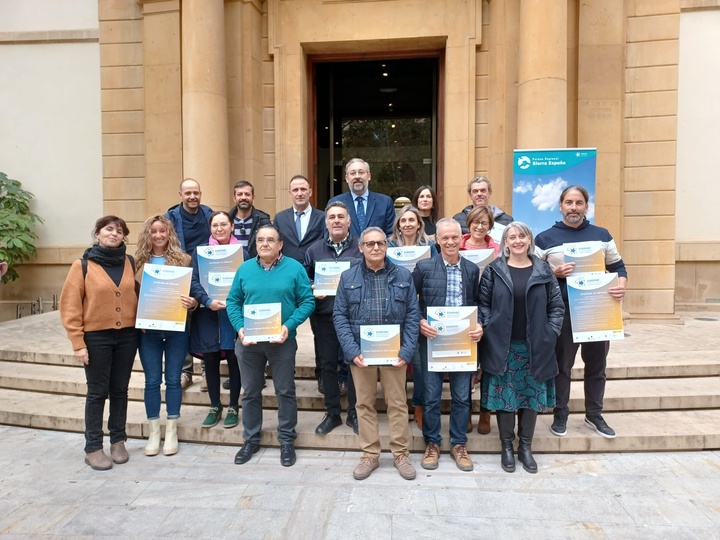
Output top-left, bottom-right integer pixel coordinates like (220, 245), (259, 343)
(238, 338), (298, 445)
(554, 308), (609, 418)
(312, 313), (356, 417)
(204, 349), (241, 408)
(83, 328), (139, 452)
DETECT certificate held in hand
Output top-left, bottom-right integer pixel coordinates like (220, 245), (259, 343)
(386, 245), (431, 272)
(360, 324), (400, 366)
(313, 261), (351, 296)
(563, 241), (605, 274)
(426, 306), (478, 372)
(243, 302), (282, 342)
(136, 264), (192, 331)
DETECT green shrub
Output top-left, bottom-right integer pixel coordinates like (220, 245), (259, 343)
(0, 172), (44, 283)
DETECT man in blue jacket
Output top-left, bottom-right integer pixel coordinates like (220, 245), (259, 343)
(327, 158), (395, 238)
(333, 226), (420, 481)
(412, 218), (483, 472)
(165, 178), (213, 390)
(303, 201), (362, 435)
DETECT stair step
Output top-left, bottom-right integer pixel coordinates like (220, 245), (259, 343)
(0, 388), (718, 453)
(2, 360), (718, 413)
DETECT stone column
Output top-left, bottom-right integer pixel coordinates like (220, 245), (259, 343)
(182, 0), (230, 211)
(517, 0), (567, 148)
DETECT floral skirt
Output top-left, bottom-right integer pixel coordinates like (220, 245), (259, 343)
(481, 340), (556, 413)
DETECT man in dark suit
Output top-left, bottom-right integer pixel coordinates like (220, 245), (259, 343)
(327, 158), (395, 238)
(273, 175), (325, 263)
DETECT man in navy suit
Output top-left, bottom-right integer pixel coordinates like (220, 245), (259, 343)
(273, 175), (325, 263)
(327, 158), (395, 238)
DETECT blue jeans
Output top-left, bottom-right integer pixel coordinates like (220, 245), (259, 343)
(238, 338), (297, 445)
(412, 340), (424, 407)
(138, 328), (188, 419)
(423, 369), (473, 446)
(83, 328), (139, 452)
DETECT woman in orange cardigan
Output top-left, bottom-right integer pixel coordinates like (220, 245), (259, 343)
(60, 215), (139, 471)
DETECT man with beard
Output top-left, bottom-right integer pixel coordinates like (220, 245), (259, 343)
(229, 180), (271, 258)
(327, 158), (395, 238)
(453, 176), (513, 233)
(535, 185), (627, 439)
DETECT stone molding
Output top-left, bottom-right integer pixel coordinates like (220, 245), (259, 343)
(0, 29), (98, 44)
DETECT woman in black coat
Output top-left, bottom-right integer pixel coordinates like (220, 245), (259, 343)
(479, 222), (564, 473)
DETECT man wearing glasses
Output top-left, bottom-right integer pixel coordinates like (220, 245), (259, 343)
(226, 225), (315, 468)
(333, 227), (421, 481)
(229, 180), (271, 257)
(453, 176), (514, 234)
(328, 158), (395, 238)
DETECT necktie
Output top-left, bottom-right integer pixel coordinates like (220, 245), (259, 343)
(295, 210), (304, 240)
(356, 196), (366, 231)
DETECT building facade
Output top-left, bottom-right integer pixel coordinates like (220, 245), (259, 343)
(1, 0), (719, 320)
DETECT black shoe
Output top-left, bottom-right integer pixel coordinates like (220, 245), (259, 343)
(317, 379), (325, 395)
(338, 380), (348, 396)
(222, 378), (230, 390)
(550, 415), (567, 437)
(517, 442), (538, 474)
(315, 413), (342, 435)
(346, 412), (359, 434)
(500, 443), (516, 473)
(280, 444), (296, 467)
(584, 415), (616, 439)
(234, 442), (259, 465)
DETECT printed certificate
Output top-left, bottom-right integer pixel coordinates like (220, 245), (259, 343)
(386, 245), (431, 271)
(460, 249), (495, 274)
(313, 261), (351, 296)
(488, 222), (506, 244)
(563, 241), (605, 274)
(196, 244), (244, 301)
(360, 324), (400, 366)
(426, 306), (478, 372)
(243, 302), (283, 342)
(567, 273), (624, 343)
(136, 264), (192, 331)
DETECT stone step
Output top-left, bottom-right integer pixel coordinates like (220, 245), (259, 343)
(1, 360), (719, 413)
(0, 387), (718, 453)
(3, 348), (720, 382)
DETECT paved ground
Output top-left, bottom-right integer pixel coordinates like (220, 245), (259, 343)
(1, 426), (719, 538)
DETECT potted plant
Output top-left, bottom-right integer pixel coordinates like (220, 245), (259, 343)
(0, 172), (44, 283)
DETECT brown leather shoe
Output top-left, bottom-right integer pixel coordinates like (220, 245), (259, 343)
(394, 453), (416, 480)
(110, 441), (129, 464)
(84, 449), (112, 471)
(451, 444), (474, 472)
(353, 455), (380, 480)
(180, 372), (193, 390)
(414, 406), (423, 430)
(421, 442), (440, 470)
(478, 411), (492, 434)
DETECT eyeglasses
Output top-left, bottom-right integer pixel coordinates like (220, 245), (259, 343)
(362, 240), (387, 249)
(257, 237), (278, 244)
(470, 221), (490, 229)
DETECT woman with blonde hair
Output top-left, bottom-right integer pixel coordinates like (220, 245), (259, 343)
(135, 215), (196, 456)
(389, 204), (436, 429)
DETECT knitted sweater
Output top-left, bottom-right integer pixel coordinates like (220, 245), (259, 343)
(60, 258), (138, 350)
(226, 256), (315, 338)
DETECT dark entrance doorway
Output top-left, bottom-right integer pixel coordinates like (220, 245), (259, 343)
(313, 57), (439, 208)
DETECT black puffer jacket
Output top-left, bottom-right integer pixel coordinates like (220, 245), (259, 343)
(479, 255), (564, 382)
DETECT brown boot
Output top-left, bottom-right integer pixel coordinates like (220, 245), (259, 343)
(467, 415), (473, 433)
(414, 406), (423, 430)
(84, 449), (112, 471)
(110, 441), (129, 464)
(478, 411), (492, 435)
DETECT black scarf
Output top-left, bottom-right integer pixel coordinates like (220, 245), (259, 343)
(83, 243), (127, 268)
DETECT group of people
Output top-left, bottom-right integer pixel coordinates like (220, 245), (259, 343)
(59, 157), (627, 480)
